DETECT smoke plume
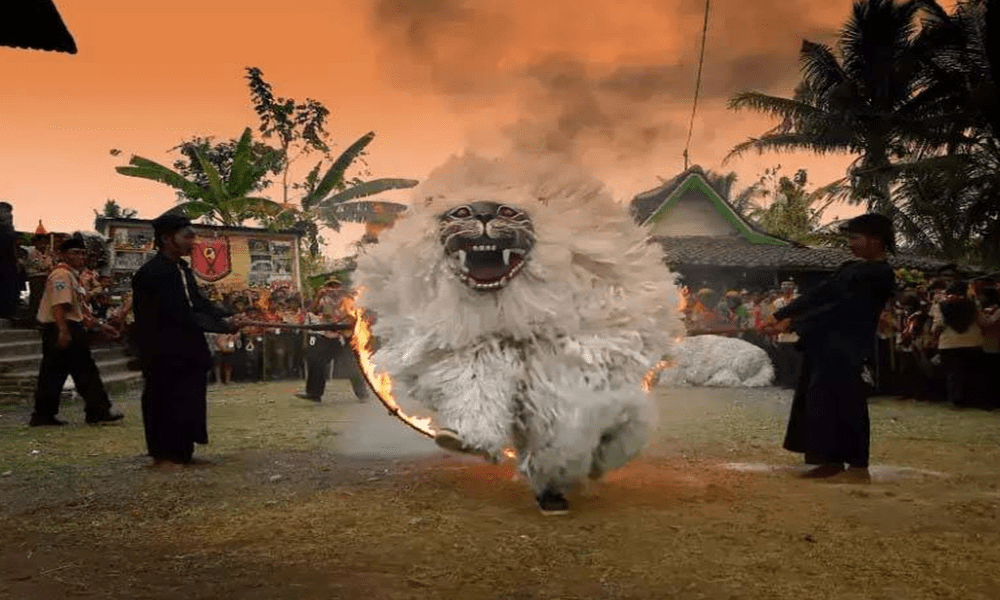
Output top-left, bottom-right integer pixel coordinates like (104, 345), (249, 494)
(370, 0), (841, 185)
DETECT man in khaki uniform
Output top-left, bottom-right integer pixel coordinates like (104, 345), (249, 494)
(30, 236), (123, 426)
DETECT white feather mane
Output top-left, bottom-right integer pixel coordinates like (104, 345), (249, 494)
(353, 153), (683, 383)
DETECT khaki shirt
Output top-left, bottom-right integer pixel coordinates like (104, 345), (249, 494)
(931, 302), (983, 350)
(772, 296), (800, 343)
(36, 265), (91, 325)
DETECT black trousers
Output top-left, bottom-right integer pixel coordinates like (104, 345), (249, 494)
(305, 335), (368, 400)
(141, 361), (208, 463)
(940, 347), (984, 408)
(784, 340), (870, 468)
(33, 322), (112, 419)
(28, 276), (46, 324)
(775, 342), (803, 389)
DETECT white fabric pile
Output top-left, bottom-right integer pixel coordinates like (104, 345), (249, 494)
(657, 335), (774, 388)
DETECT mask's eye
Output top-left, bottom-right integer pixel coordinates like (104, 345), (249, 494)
(498, 206), (519, 218)
(449, 206), (472, 219)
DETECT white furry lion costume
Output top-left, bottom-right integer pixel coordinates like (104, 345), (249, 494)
(353, 153), (682, 507)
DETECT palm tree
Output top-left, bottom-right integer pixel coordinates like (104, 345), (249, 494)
(726, 0), (931, 211)
(884, 0), (1000, 265)
(116, 128), (284, 226)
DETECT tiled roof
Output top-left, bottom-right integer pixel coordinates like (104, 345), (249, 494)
(651, 236), (971, 273)
(1, 0), (77, 54)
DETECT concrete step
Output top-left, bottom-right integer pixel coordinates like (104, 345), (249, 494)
(0, 339), (43, 358)
(0, 329), (41, 344)
(0, 367), (144, 403)
(0, 356), (134, 380)
(0, 347), (121, 374)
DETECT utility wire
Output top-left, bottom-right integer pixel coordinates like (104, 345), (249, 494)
(683, 0), (711, 170)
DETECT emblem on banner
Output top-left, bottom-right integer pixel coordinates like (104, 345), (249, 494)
(190, 236), (232, 282)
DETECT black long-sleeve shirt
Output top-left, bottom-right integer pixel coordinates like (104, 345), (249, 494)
(774, 259), (896, 357)
(132, 252), (232, 370)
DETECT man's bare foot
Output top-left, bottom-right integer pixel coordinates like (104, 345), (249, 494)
(801, 463), (846, 479)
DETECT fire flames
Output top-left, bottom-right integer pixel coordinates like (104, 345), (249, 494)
(341, 290), (436, 439)
(642, 360), (673, 392)
(342, 288), (670, 453)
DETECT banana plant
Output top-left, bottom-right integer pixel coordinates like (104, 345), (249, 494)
(302, 131), (417, 231)
(116, 128), (284, 226)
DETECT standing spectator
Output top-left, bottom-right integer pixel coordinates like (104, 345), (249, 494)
(132, 213), (239, 467)
(213, 330), (238, 384)
(894, 293), (933, 401)
(0, 202), (20, 325)
(30, 236), (124, 426)
(932, 281), (984, 408)
(771, 281), (802, 389)
(25, 234), (54, 325)
(977, 287), (999, 408)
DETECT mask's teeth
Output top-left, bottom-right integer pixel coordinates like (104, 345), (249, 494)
(457, 249), (466, 264)
(502, 249), (511, 265)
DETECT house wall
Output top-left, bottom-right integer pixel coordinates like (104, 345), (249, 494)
(648, 189), (736, 236)
(106, 223), (300, 292)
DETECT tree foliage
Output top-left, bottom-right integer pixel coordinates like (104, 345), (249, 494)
(93, 199), (139, 219)
(116, 128), (285, 226)
(727, 0), (1000, 266)
(740, 167), (845, 247)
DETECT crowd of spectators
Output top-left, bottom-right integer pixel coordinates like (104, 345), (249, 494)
(681, 270), (1000, 409)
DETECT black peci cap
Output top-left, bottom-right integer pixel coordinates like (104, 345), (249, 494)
(151, 211), (193, 246)
(58, 234), (86, 252)
(841, 213), (895, 253)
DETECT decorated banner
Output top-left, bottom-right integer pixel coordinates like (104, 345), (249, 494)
(191, 236), (233, 282)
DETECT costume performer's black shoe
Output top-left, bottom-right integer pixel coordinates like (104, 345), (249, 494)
(86, 411), (125, 425)
(295, 392), (321, 402)
(29, 415), (67, 427)
(536, 490), (570, 516)
(801, 463), (846, 479)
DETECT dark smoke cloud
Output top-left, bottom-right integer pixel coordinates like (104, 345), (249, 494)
(370, 0), (843, 165)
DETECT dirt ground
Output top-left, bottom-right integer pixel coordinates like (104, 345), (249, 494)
(2, 380), (1000, 600)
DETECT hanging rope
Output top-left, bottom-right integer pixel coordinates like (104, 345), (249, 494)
(683, 0), (711, 170)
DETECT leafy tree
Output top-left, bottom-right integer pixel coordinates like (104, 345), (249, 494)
(726, 0), (930, 211)
(170, 136), (283, 201)
(93, 199), (138, 219)
(740, 167), (845, 247)
(115, 128), (285, 226)
(727, 0), (1000, 266)
(244, 68), (416, 250)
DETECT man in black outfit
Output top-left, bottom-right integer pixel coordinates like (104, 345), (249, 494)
(132, 213), (240, 467)
(761, 213), (897, 481)
(0, 202), (21, 324)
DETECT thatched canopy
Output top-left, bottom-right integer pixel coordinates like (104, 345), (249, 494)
(1, 0), (76, 54)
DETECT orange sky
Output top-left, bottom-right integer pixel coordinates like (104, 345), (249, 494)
(2, 0), (864, 256)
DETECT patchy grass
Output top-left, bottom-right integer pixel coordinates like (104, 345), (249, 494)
(2, 382), (1000, 599)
